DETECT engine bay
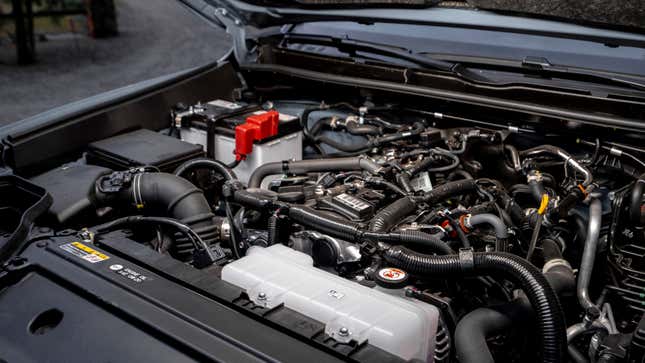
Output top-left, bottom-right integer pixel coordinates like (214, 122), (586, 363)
(2, 90), (645, 363)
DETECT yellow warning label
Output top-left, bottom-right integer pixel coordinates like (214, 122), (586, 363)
(60, 241), (110, 263)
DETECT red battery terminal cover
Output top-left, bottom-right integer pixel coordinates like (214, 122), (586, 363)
(234, 110), (280, 160)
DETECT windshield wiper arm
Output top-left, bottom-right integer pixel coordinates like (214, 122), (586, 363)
(282, 34), (492, 83)
(521, 56), (645, 92)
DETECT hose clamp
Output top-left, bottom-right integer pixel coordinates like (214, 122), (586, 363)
(458, 248), (475, 274)
(462, 214), (473, 229)
(132, 173), (144, 210)
(281, 160), (290, 174)
(542, 258), (571, 274)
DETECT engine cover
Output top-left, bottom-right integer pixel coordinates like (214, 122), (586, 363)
(222, 245), (440, 362)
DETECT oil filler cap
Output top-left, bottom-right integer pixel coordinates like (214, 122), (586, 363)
(374, 267), (409, 289)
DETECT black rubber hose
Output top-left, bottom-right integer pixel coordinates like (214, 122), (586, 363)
(418, 179), (477, 204)
(454, 240), (574, 363)
(528, 179), (547, 204)
(373, 122), (425, 145)
(267, 213), (279, 245)
(300, 102), (357, 140)
(319, 121), (423, 153)
(309, 117), (333, 136)
(373, 230), (454, 255)
(247, 156), (382, 188)
(497, 190), (526, 227)
(407, 149), (460, 175)
(447, 169), (474, 181)
(314, 135), (371, 153)
(95, 172), (219, 261)
(369, 196), (417, 232)
(345, 120), (381, 135)
(174, 158), (237, 181)
(455, 297), (533, 363)
(384, 246), (566, 363)
(630, 173), (645, 224)
(288, 205), (362, 242)
(364, 177), (407, 196)
(396, 173), (414, 193)
(92, 215), (216, 266)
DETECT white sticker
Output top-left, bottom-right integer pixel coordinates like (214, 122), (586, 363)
(410, 171), (433, 192)
(208, 99), (242, 109)
(113, 266), (149, 283)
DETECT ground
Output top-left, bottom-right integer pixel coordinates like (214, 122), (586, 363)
(0, 0), (231, 126)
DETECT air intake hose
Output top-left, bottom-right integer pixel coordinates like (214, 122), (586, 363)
(384, 246), (566, 363)
(96, 171), (219, 261)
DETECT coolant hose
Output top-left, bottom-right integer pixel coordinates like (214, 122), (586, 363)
(314, 135), (371, 153)
(96, 172), (219, 260)
(247, 156), (382, 188)
(577, 197), (603, 317)
(345, 120), (381, 135)
(542, 239), (576, 295)
(630, 173), (645, 224)
(455, 297), (532, 363)
(373, 230), (454, 255)
(466, 213), (508, 239)
(466, 213), (509, 251)
(174, 158), (237, 181)
(419, 179), (477, 204)
(384, 246), (566, 363)
(455, 244), (575, 363)
(369, 196), (417, 232)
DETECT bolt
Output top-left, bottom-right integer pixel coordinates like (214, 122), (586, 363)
(36, 241), (48, 248)
(257, 292), (267, 300)
(338, 327), (350, 337)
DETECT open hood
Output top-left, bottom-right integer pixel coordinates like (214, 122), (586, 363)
(201, 0), (645, 33)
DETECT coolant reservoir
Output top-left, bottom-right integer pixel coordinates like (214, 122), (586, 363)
(222, 244), (439, 362)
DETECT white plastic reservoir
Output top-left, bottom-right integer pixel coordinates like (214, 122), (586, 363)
(221, 244), (439, 362)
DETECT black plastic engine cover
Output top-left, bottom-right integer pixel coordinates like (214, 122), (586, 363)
(0, 233), (403, 363)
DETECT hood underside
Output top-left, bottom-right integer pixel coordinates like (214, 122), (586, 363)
(226, 0), (645, 31)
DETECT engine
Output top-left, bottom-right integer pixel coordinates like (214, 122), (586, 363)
(23, 98), (645, 363)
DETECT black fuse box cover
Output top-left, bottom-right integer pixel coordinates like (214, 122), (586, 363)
(86, 129), (204, 172)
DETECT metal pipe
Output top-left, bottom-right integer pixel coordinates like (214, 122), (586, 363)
(577, 197), (603, 316)
(520, 145), (593, 187)
(566, 320), (608, 344)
